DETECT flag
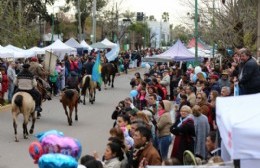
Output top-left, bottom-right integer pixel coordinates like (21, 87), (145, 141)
(92, 52), (102, 85)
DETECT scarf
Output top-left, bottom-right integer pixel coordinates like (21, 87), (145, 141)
(177, 114), (192, 127)
(132, 141), (149, 161)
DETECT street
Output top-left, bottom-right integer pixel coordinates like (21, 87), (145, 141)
(0, 69), (143, 168)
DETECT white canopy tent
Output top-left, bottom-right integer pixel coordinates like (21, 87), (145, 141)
(65, 38), (83, 49)
(28, 46), (45, 55)
(217, 93), (260, 167)
(0, 45), (14, 58)
(90, 42), (109, 49)
(101, 38), (116, 48)
(80, 40), (93, 50)
(188, 47), (211, 58)
(5, 44), (36, 58)
(44, 39), (77, 60)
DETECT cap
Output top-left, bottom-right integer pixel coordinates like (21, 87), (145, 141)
(222, 70), (229, 75)
(31, 57), (38, 62)
(209, 74), (219, 80)
(22, 63), (30, 69)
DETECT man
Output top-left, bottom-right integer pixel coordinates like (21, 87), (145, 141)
(66, 71), (80, 94)
(83, 56), (94, 75)
(132, 126), (161, 168)
(14, 64), (42, 113)
(220, 86), (230, 97)
(238, 48), (260, 95)
(218, 70), (230, 88)
(7, 61), (16, 103)
(209, 74), (221, 94)
(206, 131), (221, 160)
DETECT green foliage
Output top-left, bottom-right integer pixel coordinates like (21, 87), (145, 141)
(172, 25), (192, 44)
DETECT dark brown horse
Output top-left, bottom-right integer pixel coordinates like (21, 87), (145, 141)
(60, 89), (79, 126)
(101, 63), (117, 89)
(81, 75), (97, 104)
(12, 92), (36, 142)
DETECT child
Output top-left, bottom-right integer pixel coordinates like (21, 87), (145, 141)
(0, 67), (8, 104)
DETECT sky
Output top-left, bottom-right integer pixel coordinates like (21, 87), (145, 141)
(52, 0), (193, 26)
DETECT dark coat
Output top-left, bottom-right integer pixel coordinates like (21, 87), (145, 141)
(238, 57), (260, 94)
(170, 116), (195, 163)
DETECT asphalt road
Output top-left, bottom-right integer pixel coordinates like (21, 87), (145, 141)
(0, 68), (144, 168)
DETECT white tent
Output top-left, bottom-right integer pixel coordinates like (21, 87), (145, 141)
(28, 46), (45, 55)
(217, 93), (260, 167)
(65, 38), (83, 49)
(44, 39), (77, 60)
(101, 38), (116, 48)
(5, 44), (36, 58)
(90, 42), (109, 49)
(80, 40), (93, 50)
(0, 45), (14, 58)
(188, 47), (211, 58)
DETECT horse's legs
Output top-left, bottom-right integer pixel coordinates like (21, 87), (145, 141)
(93, 89), (96, 102)
(63, 104), (70, 124)
(75, 101), (78, 121)
(68, 106), (73, 126)
(108, 74), (111, 86)
(111, 74), (115, 88)
(23, 121), (28, 139)
(29, 112), (36, 134)
(83, 93), (86, 105)
(13, 115), (18, 142)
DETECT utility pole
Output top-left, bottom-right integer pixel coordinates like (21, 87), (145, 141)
(212, 0), (215, 59)
(194, 0), (199, 64)
(78, 0), (82, 42)
(92, 0), (97, 43)
(18, 0), (22, 27)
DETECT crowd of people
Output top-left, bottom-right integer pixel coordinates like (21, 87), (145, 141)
(1, 46), (260, 167)
(77, 47), (260, 168)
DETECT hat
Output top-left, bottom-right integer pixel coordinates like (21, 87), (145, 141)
(22, 63), (30, 69)
(163, 69), (169, 73)
(31, 57), (38, 62)
(222, 70), (229, 75)
(209, 74), (219, 80)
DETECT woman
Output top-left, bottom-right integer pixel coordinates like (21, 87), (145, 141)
(192, 105), (210, 159)
(170, 105), (195, 164)
(103, 142), (124, 168)
(157, 100), (172, 160)
(196, 92), (212, 130)
(208, 90), (219, 130)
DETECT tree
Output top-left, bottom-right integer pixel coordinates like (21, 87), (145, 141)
(64, 0), (107, 36)
(172, 25), (192, 43)
(148, 15), (156, 21)
(0, 0), (55, 47)
(162, 12), (169, 22)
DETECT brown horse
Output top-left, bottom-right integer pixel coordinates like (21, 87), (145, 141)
(60, 89), (79, 126)
(81, 75), (97, 104)
(101, 63), (117, 89)
(12, 92), (36, 142)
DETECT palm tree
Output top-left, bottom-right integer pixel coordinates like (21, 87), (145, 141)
(162, 12), (169, 22)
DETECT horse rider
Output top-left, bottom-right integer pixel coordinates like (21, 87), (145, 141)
(66, 71), (80, 94)
(14, 63), (42, 113)
(29, 57), (50, 89)
(83, 56), (101, 91)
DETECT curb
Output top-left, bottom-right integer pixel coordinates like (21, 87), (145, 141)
(0, 104), (11, 112)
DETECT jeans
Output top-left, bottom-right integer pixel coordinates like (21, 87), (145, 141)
(158, 135), (172, 160)
(8, 83), (15, 102)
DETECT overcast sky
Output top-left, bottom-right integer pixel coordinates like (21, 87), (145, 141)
(52, 0), (193, 26)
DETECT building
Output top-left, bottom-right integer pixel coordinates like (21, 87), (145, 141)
(147, 21), (170, 48)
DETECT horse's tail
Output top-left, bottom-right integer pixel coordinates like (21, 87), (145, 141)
(82, 75), (90, 95)
(14, 95), (23, 113)
(65, 89), (75, 100)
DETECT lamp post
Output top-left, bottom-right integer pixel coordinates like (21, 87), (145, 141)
(142, 36), (144, 49)
(194, 0), (199, 64)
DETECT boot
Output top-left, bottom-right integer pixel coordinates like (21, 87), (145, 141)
(97, 84), (101, 91)
(35, 106), (42, 112)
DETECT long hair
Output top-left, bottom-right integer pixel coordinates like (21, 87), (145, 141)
(107, 142), (124, 161)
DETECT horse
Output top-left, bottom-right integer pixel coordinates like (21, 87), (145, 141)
(60, 89), (79, 126)
(101, 63), (117, 89)
(12, 92), (36, 142)
(81, 75), (97, 105)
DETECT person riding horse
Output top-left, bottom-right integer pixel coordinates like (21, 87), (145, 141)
(14, 63), (42, 113)
(66, 71), (80, 94)
(83, 56), (101, 91)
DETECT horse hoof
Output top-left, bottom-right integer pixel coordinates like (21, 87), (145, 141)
(24, 135), (28, 139)
(15, 139), (19, 142)
(29, 129), (34, 134)
(91, 101), (93, 104)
